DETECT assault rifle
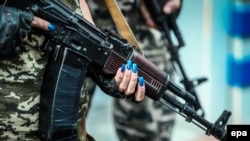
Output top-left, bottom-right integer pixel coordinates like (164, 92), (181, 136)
(6, 0), (231, 140)
(144, 0), (207, 117)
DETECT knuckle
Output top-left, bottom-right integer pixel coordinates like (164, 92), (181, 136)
(131, 77), (138, 82)
(125, 88), (135, 95)
(124, 72), (131, 78)
(119, 85), (127, 92)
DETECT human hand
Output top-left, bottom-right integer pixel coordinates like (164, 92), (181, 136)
(140, 0), (181, 29)
(162, 0), (181, 14)
(114, 60), (145, 102)
(0, 6), (54, 58)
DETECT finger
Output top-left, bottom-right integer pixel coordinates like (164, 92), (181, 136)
(114, 64), (125, 85)
(118, 60), (133, 92)
(124, 64), (138, 95)
(163, 0), (181, 14)
(31, 16), (55, 31)
(135, 77), (145, 101)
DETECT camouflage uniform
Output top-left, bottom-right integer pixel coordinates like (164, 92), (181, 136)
(87, 0), (176, 141)
(0, 1), (91, 140)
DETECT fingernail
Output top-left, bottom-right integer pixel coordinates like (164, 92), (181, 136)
(127, 60), (132, 70)
(139, 77), (144, 86)
(132, 63), (137, 73)
(121, 64), (125, 73)
(48, 23), (56, 31)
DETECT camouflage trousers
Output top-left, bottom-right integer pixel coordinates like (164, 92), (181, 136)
(86, 0), (176, 140)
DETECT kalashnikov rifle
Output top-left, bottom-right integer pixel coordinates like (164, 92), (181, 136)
(5, 0), (231, 140)
(144, 0), (207, 117)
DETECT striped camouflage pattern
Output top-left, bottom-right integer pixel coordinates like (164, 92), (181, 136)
(0, 1), (89, 140)
(87, 0), (176, 141)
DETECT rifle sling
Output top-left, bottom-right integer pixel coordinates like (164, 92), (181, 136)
(104, 0), (143, 55)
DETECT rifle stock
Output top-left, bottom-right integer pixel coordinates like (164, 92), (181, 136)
(5, 0), (231, 140)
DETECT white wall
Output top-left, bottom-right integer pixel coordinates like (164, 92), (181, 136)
(178, 0), (231, 119)
(178, 0), (250, 125)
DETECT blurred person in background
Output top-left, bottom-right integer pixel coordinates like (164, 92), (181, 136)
(86, 0), (182, 140)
